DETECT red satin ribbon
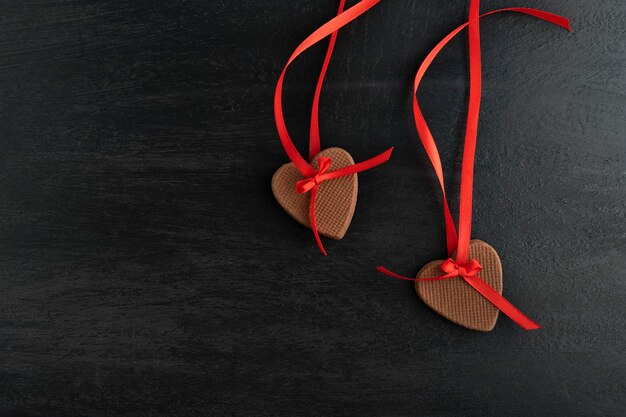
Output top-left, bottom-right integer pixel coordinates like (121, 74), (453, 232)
(413, 6), (571, 259)
(378, 258), (481, 282)
(378, 4), (571, 330)
(379, 257), (540, 331)
(310, 0), (346, 162)
(274, 0), (394, 254)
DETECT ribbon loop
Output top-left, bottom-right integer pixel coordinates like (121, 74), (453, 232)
(440, 258), (458, 274)
(378, 4), (570, 330)
(274, 0), (394, 253)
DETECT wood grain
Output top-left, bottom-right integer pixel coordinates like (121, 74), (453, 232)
(0, 0), (624, 416)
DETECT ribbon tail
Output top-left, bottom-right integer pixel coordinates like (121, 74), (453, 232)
(416, 272), (460, 282)
(377, 266), (459, 282)
(462, 275), (541, 330)
(274, 0), (383, 176)
(376, 266), (416, 281)
(320, 147), (394, 182)
(309, 186), (327, 255)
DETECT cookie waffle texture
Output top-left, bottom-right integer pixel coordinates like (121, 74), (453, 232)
(415, 240), (503, 331)
(271, 147), (358, 240)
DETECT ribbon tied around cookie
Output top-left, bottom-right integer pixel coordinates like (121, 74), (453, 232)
(426, 258), (541, 330)
(295, 150), (392, 255)
(378, 257), (540, 330)
(273, 0), (393, 254)
(295, 157), (332, 194)
(377, 3), (571, 330)
(295, 157), (334, 255)
(437, 258), (482, 280)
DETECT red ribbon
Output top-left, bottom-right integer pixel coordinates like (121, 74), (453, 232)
(378, 3), (571, 330)
(274, 0), (394, 254)
(412, 6), (571, 259)
(378, 258), (481, 282)
(379, 258), (540, 331)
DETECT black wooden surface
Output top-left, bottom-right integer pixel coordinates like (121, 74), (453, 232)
(1, 0), (624, 416)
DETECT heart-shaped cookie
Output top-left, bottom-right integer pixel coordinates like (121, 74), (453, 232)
(415, 240), (503, 331)
(272, 147), (358, 240)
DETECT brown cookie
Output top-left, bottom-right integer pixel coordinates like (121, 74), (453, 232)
(415, 240), (503, 331)
(271, 147), (358, 240)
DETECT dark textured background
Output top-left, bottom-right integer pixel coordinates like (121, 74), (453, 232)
(1, 0), (624, 416)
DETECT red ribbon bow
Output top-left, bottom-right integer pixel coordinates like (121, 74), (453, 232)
(436, 258), (540, 331)
(295, 156), (332, 194)
(274, 0), (393, 254)
(294, 150), (392, 255)
(376, 258), (481, 282)
(438, 258), (482, 279)
(295, 156), (333, 255)
(378, 258), (541, 330)
(377, 2), (571, 330)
